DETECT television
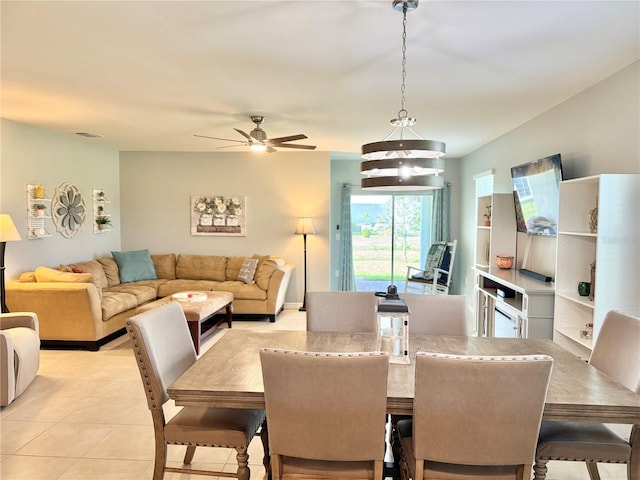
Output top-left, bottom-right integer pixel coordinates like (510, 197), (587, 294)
(510, 153), (563, 236)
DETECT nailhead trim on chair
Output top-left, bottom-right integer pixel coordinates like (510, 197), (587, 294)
(261, 348), (388, 358)
(537, 455), (626, 463)
(418, 352), (552, 362)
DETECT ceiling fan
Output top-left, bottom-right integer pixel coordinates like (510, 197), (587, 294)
(194, 115), (316, 153)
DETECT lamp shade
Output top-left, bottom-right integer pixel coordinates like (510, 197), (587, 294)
(0, 215), (21, 242)
(295, 217), (316, 235)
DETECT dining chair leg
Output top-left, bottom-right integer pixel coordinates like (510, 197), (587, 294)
(234, 446), (250, 480)
(532, 459), (548, 480)
(270, 453), (283, 480)
(586, 461), (601, 480)
(259, 420), (271, 477)
(183, 445), (196, 464)
(153, 437), (167, 480)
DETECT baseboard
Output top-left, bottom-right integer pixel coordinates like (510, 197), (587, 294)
(40, 327), (127, 352)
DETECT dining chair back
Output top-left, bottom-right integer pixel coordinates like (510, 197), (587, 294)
(127, 301), (268, 480)
(260, 348), (389, 479)
(398, 351), (553, 480)
(306, 291), (378, 332)
(534, 310), (640, 480)
(401, 293), (467, 335)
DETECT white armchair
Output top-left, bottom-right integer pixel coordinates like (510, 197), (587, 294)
(1, 312), (40, 406)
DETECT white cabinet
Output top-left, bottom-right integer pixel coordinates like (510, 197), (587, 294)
(474, 194), (516, 269)
(26, 184), (52, 239)
(553, 174), (639, 360)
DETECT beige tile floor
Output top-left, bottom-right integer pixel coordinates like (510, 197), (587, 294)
(0, 308), (630, 480)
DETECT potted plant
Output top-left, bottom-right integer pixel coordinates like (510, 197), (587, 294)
(95, 215), (111, 231)
(484, 205), (492, 226)
(35, 204), (47, 217)
(97, 205), (105, 215)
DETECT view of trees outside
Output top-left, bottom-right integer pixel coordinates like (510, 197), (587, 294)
(351, 195), (433, 291)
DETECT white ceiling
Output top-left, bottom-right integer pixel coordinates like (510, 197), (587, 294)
(2, 1), (638, 157)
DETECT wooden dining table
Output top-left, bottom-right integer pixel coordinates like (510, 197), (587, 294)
(168, 329), (640, 424)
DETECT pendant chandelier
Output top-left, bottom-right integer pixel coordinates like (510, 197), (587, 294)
(361, 0), (445, 191)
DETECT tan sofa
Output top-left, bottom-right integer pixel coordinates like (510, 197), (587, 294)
(6, 253), (294, 351)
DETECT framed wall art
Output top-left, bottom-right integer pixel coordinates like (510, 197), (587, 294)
(191, 195), (246, 236)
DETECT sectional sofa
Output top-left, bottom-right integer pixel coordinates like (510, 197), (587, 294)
(6, 251), (294, 350)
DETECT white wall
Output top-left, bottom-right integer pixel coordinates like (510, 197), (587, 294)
(1, 118), (121, 278)
(118, 151), (331, 305)
(459, 61), (640, 320)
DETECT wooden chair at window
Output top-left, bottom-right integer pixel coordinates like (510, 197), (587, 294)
(534, 310), (640, 480)
(260, 348), (389, 480)
(404, 239), (457, 295)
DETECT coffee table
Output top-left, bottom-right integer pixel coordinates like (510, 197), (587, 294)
(137, 291), (233, 354)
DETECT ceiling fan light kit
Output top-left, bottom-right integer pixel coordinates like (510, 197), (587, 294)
(361, 0), (446, 191)
(195, 115), (316, 153)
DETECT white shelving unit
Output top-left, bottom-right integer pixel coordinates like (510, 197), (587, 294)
(93, 188), (112, 233)
(474, 194), (517, 268)
(553, 174), (639, 360)
(26, 184), (52, 239)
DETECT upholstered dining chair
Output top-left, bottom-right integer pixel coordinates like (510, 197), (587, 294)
(127, 301), (268, 480)
(1, 312), (40, 407)
(401, 293), (467, 335)
(305, 291), (378, 333)
(534, 310), (640, 480)
(397, 352), (553, 480)
(260, 348), (389, 479)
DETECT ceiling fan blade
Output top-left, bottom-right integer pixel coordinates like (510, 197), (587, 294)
(194, 134), (246, 143)
(234, 128), (255, 142)
(266, 146), (277, 153)
(268, 134), (308, 144)
(276, 143), (317, 150)
(214, 144), (248, 150)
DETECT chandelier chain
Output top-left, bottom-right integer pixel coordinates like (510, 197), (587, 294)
(399, 2), (408, 120)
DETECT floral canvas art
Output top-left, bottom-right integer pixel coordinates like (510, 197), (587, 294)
(191, 195), (246, 236)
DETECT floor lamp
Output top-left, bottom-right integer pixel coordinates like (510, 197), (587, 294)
(295, 217), (316, 312)
(0, 215), (22, 313)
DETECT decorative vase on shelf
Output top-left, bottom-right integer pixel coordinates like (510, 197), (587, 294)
(588, 207), (598, 233)
(496, 255), (514, 270)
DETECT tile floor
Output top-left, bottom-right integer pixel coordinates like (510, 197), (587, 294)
(0, 308), (630, 480)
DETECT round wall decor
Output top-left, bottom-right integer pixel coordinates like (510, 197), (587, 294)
(52, 182), (86, 238)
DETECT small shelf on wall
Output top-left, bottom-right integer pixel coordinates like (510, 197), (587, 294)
(26, 183), (53, 239)
(93, 188), (112, 233)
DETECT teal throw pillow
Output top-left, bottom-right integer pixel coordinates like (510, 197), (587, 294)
(111, 249), (157, 283)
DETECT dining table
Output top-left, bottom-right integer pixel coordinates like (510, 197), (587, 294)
(168, 329), (640, 424)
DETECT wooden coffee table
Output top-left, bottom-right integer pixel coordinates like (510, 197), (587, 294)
(137, 291), (233, 354)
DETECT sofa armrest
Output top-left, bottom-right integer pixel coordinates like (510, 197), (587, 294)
(6, 281), (103, 341)
(0, 312), (39, 333)
(266, 262), (295, 314)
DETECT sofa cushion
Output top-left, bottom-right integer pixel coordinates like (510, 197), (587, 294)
(237, 258), (258, 284)
(97, 257), (121, 287)
(253, 257), (279, 290)
(104, 284), (157, 304)
(151, 254), (176, 280)
(226, 256), (245, 281)
(176, 255), (227, 282)
(112, 249), (158, 283)
(217, 281), (267, 300)
(157, 280), (221, 298)
(101, 292), (139, 321)
(35, 266), (93, 284)
(67, 260), (109, 289)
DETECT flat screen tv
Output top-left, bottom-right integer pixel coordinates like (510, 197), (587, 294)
(510, 153), (563, 236)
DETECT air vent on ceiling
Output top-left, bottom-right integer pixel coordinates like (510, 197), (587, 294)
(75, 132), (103, 138)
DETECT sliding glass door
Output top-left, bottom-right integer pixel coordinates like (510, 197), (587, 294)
(351, 194), (433, 292)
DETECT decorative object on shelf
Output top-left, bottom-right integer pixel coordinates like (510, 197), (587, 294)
(34, 204), (46, 217)
(588, 206), (598, 233)
(589, 262), (596, 301)
(577, 281), (591, 297)
(295, 217), (316, 311)
(484, 205), (492, 226)
(0, 214), (22, 313)
(496, 255), (514, 270)
(375, 285), (410, 364)
(52, 182), (86, 238)
(190, 195), (246, 236)
(360, 0), (445, 191)
(95, 215), (111, 231)
(33, 184), (46, 199)
(484, 242), (490, 264)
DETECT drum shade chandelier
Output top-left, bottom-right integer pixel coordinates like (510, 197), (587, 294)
(361, 0), (445, 191)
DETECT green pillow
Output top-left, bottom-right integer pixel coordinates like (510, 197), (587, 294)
(111, 249), (157, 283)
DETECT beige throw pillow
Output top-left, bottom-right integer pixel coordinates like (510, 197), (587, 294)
(237, 258), (258, 284)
